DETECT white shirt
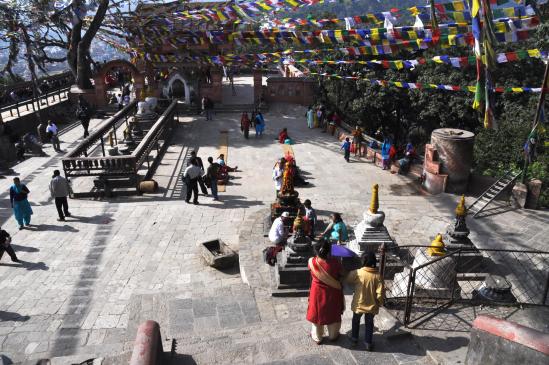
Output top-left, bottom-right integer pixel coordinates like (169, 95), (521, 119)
(183, 165), (202, 180)
(272, 166), (283, 190)
(269, 217), (287, 244)
(46, 124), (58, 135)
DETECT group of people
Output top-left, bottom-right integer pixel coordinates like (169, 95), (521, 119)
(307, 242), (383, 350)
(2, 171), (73, 265)
(306, 105), (342, 135)
(239, 111), (266, 139)
(182, 151), (237, 204)
(268, 208), (381, 349)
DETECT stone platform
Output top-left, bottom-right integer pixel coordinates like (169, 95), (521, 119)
(1, 97), (548, 364)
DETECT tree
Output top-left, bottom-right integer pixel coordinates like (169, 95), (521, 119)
(0, 1), (139, 89)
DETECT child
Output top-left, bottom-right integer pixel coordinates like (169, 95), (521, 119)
(346, 252), (383, 351)
(303, 199), (317, 239)
(341, 137), (351, 162)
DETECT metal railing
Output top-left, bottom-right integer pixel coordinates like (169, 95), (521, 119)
(0, 86), (71, 120)
(381, 245), (549, 328)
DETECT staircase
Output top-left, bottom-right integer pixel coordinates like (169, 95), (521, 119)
(467, 170), (522, 217)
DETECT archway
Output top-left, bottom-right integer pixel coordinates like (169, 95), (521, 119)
(162, 72), (191, 104)
(94, 59), (144, 107)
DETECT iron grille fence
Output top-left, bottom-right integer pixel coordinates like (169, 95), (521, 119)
(381, 245), (549, 327)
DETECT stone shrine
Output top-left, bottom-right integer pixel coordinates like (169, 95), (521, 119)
(390, 235), (460, 299)
(349, 184), (395, 256)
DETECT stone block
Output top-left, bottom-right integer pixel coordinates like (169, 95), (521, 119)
(425, 144), (437, 162)
(424, 158), (441, 175)
(366, 147), (377, 162)
(525, 179), (542, 209)
(423, 170), (448, 195)
(511, 182), (528, 208)
(374, 152), (384, 168)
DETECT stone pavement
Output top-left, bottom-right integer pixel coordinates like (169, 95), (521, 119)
(0, 99), (548, 364)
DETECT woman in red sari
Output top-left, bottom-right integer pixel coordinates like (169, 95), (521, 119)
(307, 239), (345, 344)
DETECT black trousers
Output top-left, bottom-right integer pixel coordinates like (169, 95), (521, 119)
(81, 119), (90, 137)
(186, 178), (199, 203)
(55, 197), (70, 219)
(0, 244), (17, 261)
(198, 176), (208, 195)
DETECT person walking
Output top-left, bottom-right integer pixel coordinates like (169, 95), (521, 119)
(206, 157), (220, 201)
(341, 137), (351, 163)
(255, 111), (265, 137)
(241, 112), (250, 139)
(9, 177), (33, 230)
(306, 106), (314, 129)
(189, 151), (208, 196)
(50, 170), (71, 221)
(0, 225), (19, 263)
(46, 120), (61, 152)
(76, 95), (91, 138)
(183, 158), (202, 204)
(346, 252), (384, 351)
(307, 240), (345, 344)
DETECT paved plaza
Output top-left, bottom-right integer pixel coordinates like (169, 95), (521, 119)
(1, 99), (548, 364)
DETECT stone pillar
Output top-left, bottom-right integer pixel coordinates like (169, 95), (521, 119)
(210, 71), (223, 103)
(430, 128), (475, 193)
(253, 69), (263, 104)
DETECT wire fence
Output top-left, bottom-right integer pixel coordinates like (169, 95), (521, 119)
(381, 245), (549, 328)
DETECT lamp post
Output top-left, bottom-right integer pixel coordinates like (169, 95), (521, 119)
(521, 56), (549, 183)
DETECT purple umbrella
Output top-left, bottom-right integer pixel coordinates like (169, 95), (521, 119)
(331, 244), (358, 257)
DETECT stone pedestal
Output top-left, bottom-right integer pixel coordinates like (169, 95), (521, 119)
(390, 249), (459, 299)
(526, 179), (542, 209)
(350, 209), (395, 256)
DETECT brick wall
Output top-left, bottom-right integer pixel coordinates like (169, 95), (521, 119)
(264, 77), (315, 106)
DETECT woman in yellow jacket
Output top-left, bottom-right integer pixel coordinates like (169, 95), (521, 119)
(346, 251), (384, 351)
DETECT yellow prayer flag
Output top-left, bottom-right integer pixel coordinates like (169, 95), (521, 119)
(528, 49), (541, 58)
(511, 88), (523, 93)
(286, 0), (299, 7)
(394, 82), (403, 87)
(467, 86), (477, 92)
(395, 61), (403, 70)
(408, 7), (420, 16)
(472, 0), (480, 18)
(454, 1), (465, 11)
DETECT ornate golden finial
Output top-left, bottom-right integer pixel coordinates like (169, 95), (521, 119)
(455, 195), (466, 217)
(369, 184), (379, 214)
(427, 234), (446, 256)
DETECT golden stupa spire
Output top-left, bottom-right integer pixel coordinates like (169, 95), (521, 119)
(369, 184), (379, 214)
(455, 195), (466, 217)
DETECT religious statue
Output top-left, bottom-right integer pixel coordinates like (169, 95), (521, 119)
(280, 159), (296, 196)
(446, 195), (471, 245)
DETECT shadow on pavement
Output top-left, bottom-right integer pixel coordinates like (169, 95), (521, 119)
(0, 310), (30, 322)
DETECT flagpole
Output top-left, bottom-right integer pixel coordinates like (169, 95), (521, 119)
(521, 58), (549, 183)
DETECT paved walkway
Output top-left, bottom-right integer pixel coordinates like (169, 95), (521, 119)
(0, 101), (548, 364)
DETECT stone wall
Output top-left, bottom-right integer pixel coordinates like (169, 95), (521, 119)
(465, 315), (549, 365)
(264, 77), (315, 106)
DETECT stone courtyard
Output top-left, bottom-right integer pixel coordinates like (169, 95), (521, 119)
(1, 96), (548, 364)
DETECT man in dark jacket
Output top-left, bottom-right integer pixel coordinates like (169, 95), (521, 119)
(76, 95), (91, 138)
(205, 157), (220, 201)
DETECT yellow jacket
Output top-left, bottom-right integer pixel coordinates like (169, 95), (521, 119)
(346, 267), (384, 314)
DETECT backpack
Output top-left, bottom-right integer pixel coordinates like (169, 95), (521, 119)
(263, 246), (283, 266)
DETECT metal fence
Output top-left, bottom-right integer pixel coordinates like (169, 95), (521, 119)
(381, 245), (549, 328)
